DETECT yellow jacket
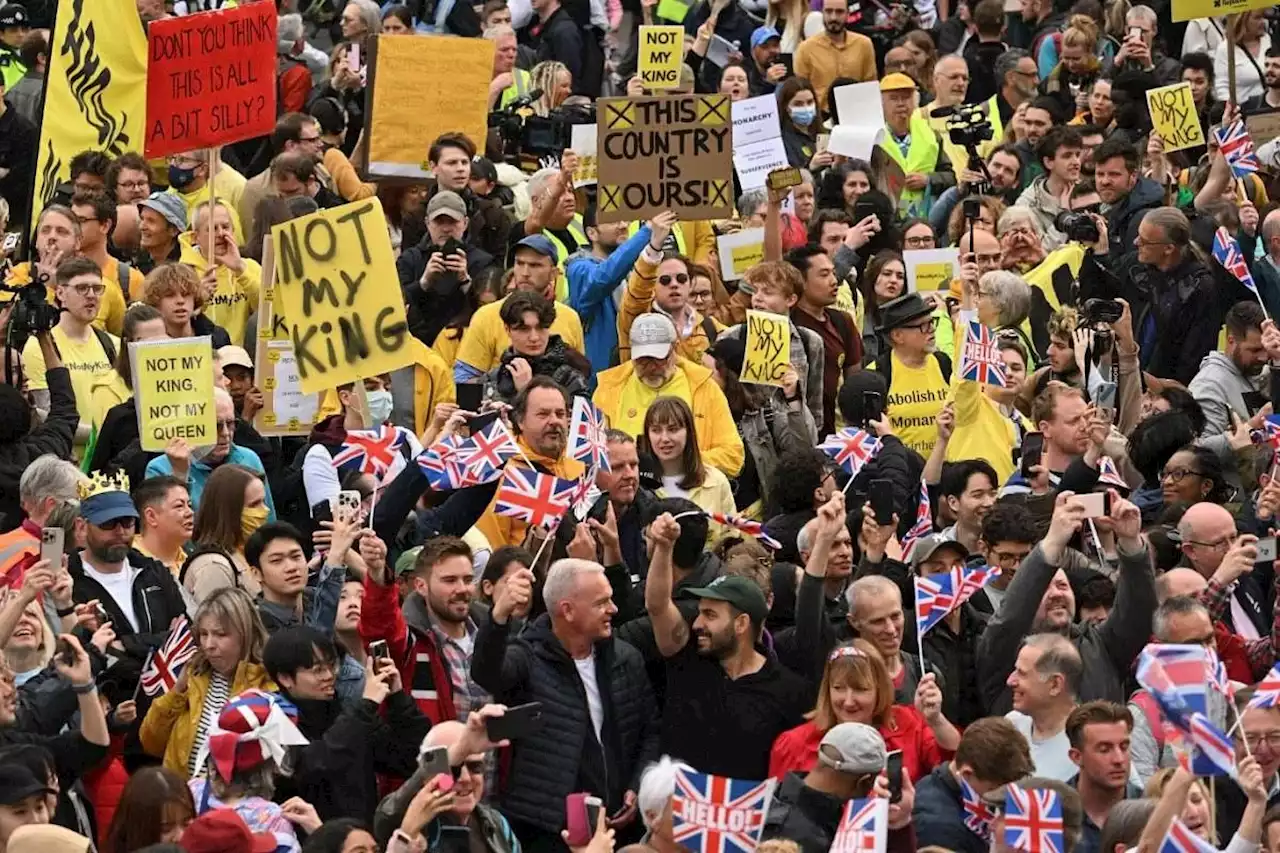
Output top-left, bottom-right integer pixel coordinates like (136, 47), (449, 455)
(179, 240), (262, 347)
(323, 147), (377, 202)
(593, 358), (744, 477)
(407, 337), (456, 437)
(139, 661), (276, 779)
(475, 438), (586, 549)
(617, 251), (720, 363)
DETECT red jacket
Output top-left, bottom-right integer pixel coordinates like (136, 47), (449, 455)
(768, 706), (952, 783)
(83, 733), (129, 848)
(358, 574), (456, 725)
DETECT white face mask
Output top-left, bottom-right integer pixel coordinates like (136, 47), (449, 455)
(366, 389), (394, 425)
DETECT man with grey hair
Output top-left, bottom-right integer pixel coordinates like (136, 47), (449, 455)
(0, 454), (83, 588)
(1005, 633), (1084, 781)
(995, 48), (1038, 124)
(473, 557), (658, 851)
(1105, 4), (1179, 84)
(485, 24), (532, 109)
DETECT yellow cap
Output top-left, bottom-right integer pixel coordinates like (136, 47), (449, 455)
(880, 72), (918, 92)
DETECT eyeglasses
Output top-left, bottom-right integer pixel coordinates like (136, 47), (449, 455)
(965, 252), (1004, 266)
(1135, 236), (1171, 247)
(904, 317), (938, 333)
(451, 759), (486, 779)
(98, 517), (136, 531)
(992, 549), (1032, 568)
(118, 180), (150, 191)
(74, 215), (99, 225)
(1244, 732), (1280, 749)
(658, 273), (690, 286)
(1187, 536), (1235, 550)
(215, 418), (237, 433)
(904, 236), (935, 247)
(71, 283), (106, 296)
(1159, 467), (1203, 483)
(298, 135), (323, 143)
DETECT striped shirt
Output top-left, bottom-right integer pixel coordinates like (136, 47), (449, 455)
(188, 673), (232, 778)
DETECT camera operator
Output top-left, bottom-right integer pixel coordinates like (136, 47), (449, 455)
(399, 191), (497, 350)
(0, 326), (74, 527)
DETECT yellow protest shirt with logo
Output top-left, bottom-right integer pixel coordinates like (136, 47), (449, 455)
(454, 293), (585, 380)
(877, 113), (941, 220)
(612, 368), (693, 438)
(6, 263), (126, 337)
(873, 350), (949, 458)
(22, 325), (119, 434)
(179, 241), (262, 346)
(91, 371), (131, 430)
(174, 169), (248, 245)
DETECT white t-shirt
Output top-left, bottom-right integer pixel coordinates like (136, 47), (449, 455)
(661, 476), (691, 499)
(575, 653), (604, 743)
(81, 559), (142, 631)
(1005, 711), (1078, 782)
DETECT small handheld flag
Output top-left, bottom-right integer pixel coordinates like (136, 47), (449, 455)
(1213, 226), (1264, 308)
(819, 428), (882, 478)
(670, 768), (775, 853)
(569, 397), (611, 473)
(959, 775), (994, 839)
(830, 798), (888, 853)
(1158, 817), (1219, 853)
(708, 512), (782, 550)
(960, 320), (1007, 387)
(1004, 785), (1065, 853)
(900, 479), (933, 559)
(1214, 120), (1261, 180)
(493, 466), (580, 531)
(1248, 664), (1280, 710)
(140, 615), (197, 697)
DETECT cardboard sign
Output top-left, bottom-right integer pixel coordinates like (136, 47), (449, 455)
(656, 0), (692, 22)
(743, 310), (790, 387)
(131, 337), (216, 451)
(253, 237), (319, 436)
(364, 34), (494, 180)
(1147, 82), (1205, 153)
(1246, 111), (1280, 147)
(270, 200), (413, 393)
(639, 26), (684, 90)
(597, 95), (733, 224)
(716, 227), (764, 281)
(144, 4), (277, 158)
(904, 248), (960, 293)
(571, 124), (598, 187)
(1172, 0), (1273, 21)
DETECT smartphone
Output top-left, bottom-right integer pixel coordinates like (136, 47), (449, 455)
(437, 826), (470, 853)
(39, 527), (64, 567)
(1128, 25), (1142, 39)
(334, 489), (362, 524)
(93, 603), (112, 626)
(1, 232), (18, 253)
(485, 701), (545, 742)
(862, 391), (883, 429)
(311, 500), (334, 526)
(1021, 432), (1044, 480)
(853, 199), (878, 224)
(565, 793), (603, 846)
(55, 637), (76, 668)
(369, 639), (390, 661)
(885, 750), (904, 803)
(1258, 536), (1277, 562)
(1075, 491), (1111, 518)
(347, 43), (362, 72)
(1095, 382), (1117, 424)
(767, 167), (803, 191)
(869, 479), (895, 526)
(419, 744), (451, 780)
(457, 382), (484, 413)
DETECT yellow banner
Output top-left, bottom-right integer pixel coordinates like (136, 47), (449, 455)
(131, 337), (216, 451)
(271, 199), (413, 394)
(730, 243), (764, 278)
(743, 309), (790, 387)
(1172, 0), (1273, 21)
(1147, 82), (1205, 153)
(366, 34), (493, 180)
(639, 26), (684, 90)
(33, 0), (148, 228)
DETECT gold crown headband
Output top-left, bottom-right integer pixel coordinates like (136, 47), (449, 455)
(828, 645), (867, 663)
(77, 471), (131, 501)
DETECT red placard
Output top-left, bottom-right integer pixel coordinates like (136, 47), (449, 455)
(144, 3), (278, 158)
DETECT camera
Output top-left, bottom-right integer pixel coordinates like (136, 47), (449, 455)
(425, 237), (467, 260)
(488, 91), (595, 168)
(1055, 210), (1101, 245)
(2, 275), (60, 343)
(945, 104), (994, 150)
(1082, 298), (1125, 325)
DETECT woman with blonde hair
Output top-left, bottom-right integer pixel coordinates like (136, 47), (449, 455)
(768, 639), (957, 782)
(530, 61), (572, 116)
(1215, 11), (1270, 102)
(1042, 16), (1103, 118)
(765, 0), (818, 53)
(139, 587), (274, 778)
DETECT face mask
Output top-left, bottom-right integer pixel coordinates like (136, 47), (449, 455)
(240, 505), (270, 541)
(789, 106), (816, 127)
(168, 164), (197, 190)
(366, 389), (394, 425)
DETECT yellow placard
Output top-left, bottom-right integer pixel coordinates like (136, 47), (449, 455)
(730, 243), (764, 277)
(915, 262), (954, 292)
(271, 199), (413, 394)
(575, 154), (598, 185)
(1172, 0), (1273, 21)
(1147, 82), (1205, 153)
(742, 309), (791, 387)
(639, 26), (685, 90)
(365, 34), (494, 179)
(132, 337), (216, 452)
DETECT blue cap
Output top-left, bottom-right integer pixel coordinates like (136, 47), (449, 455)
(514, 234), (559, 261)
(81, 492), (139, 527)
(750, 26), (780, 49)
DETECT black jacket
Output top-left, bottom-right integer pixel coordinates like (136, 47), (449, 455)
(423, 185), (512, 262)
(484, 336), (590, 405)
(964, 39), (1009, 105)
(276, 692), (429, 824)
(471, 613), (660, 832)
(531, 7), (587, 92)
(913, 763), (987, 853)
(0, 367), (77, 531)
(399, 241), (496, 348)
(764, 773), (917, 853)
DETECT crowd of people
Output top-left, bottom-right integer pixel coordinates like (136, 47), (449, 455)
(3, 0), (1280, 852)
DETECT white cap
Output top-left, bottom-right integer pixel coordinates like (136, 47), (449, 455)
(630, 313), (678, 360)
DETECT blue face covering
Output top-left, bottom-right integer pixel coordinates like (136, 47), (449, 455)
(789, 106), (816, 127)
(168, 164), (197, 190)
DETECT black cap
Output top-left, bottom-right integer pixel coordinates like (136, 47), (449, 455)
(876, 293), (934, 332)
(707, 336), (746, 376)
(686, 575), (769, 623)
(0, 765), (53, 806)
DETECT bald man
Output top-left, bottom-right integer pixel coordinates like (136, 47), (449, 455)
(1155, 567), (1207, 602)
(1178, 502), (1269, 638)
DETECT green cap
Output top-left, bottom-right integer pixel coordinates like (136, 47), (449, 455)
(394, 546), (423, 578)
(685, 575), (768, 622)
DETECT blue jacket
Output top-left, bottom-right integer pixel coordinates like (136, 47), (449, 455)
(144, 445), (277, 519)
(566, 225), (651, 374)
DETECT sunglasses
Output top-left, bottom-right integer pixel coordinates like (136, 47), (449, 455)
(451, 759), (486, 779)
(97, 517), (136, 531)
(658, 273), (690, 286)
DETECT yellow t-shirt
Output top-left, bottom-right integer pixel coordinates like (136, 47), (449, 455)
(90, 373), (131, 430)
(879, 350), (949, 458)
(23, 325), (120, 437)
(455, 294), (585, 379)
(612, 369), (693, 438)
(179, 240), (262, 346)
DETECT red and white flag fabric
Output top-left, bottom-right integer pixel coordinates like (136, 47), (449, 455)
(830, 797), (888, 853)
(671, 768), (775, 853)
(140, 615), (197, 697)
(494, 466), (580, 531)
(569, 397), (611, 473)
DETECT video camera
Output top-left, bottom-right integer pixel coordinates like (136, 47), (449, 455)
(488, 89), (596, 170)
(936, 104), (995, 200)
(1055, 210), (1101, 246)
(0, 273), (61, 347)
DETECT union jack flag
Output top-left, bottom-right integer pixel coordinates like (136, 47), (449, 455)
(1263, 417), (1280, 450)
(1137, 644), (1236, 776)
(900, 479), (933, 558)
(1247, 664), (1280, 710)
(140, 616), (197, 697)
(915, 570), (960, 635)
(1213, 227), (1260, 297)
(819, 429), (882, 477)
(1004, 785), (1064, 853)
(960, 320), (1007, 387)
(572, 477), (602, 521)
(1214, 120), (1261, 179)
(957, 564), (1002, 604)
(1186, 712), (1236, 776)
(670, 768), (775, 853)
(332, 424), (408, 479)
(831, 797), (888, 853)
(1159, 818), (1219, 853)
(454, 420), (520, 484)
(708, 512), (782, 550)
(1097, 456), (1126, 489)
(417, 435), (469, 491)
(1207, 647), (1235, 701)
(569, 397), (611, 473)
(494, 466), (580, 531)
(959, 775), (993, 839)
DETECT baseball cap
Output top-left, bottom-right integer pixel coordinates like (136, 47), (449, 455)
(707, 336), (745, 376)
(629, 313), (678, 360)
(750, 26), (780, 49)
(817, 722), (887, 774)
(0, 5), (28, 28)
(7, 825), (93, 853)
(181, 810), (278, 853)
(685, 575), (768, 623)
(395, 545), (423, 578)
(138, 191), (188, 232)
(471, 156), (499, 185)
(909, 534), (969, 570)
(427, 190), (467, 222)
(0, 766), (52, 808)
(216, 345), (253, 371)
(81, 492), (139, 527)
(514, 234), (558, 260)
(880, 72), (918, 92)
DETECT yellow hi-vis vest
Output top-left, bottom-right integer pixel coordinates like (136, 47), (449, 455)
(625, 220), (689, 256)
(499, 68), (534, 108)
(921, 95), (1005, 176)
(546, 214), (588, 303)
(877, 111), (941, 220)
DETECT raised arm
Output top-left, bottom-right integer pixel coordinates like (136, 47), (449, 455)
(644, 512), (690, 659)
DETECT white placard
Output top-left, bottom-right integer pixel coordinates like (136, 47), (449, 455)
(270, 342), (320, 425)
(832, 81), (883, 128)
(705, 34), (737, 67)
(733, 137), (790, 191)
(732, 95), (782, 147)
(571, 123), (598, 187)
(903, 248), (961, 293)
(716, 227), (765, 281)
(827, 124), (883, 161)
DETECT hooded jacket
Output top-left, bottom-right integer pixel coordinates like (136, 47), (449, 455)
(471, 613), (660, 832)
(1188, 351), (1269, 436)
(763, 773), (917, 853)
(484, 336), (590, 405)
(0, 367), (77, 532)
(1103, 177), (1166, 265)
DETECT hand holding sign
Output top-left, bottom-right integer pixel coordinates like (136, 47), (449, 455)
(1146, 82), (1204, 153)
(743, 310), (791, 387)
